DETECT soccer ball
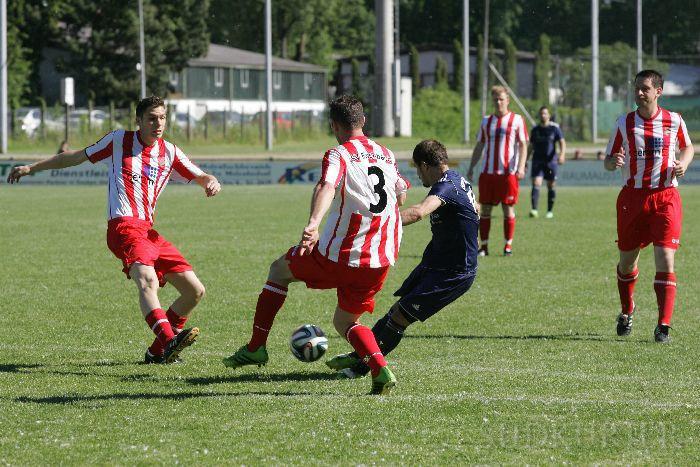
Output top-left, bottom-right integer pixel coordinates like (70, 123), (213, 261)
(289, 324), (329, 362)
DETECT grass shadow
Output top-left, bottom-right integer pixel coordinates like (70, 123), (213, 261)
(187, 370), (340, 386)
(15, 390), (319, 405)
(403, 333), (609, 342)
(0, 363), (44, 373)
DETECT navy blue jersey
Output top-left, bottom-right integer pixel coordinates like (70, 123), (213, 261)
(421, 170), (479, 273)
(530, 124), (564, 162)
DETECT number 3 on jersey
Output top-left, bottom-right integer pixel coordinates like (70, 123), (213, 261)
(368, 166), (388, 213)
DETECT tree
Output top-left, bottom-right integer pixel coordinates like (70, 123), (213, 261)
(6, 1), (33, 108)
(503, 36), (517, 92)
(410, 44), (421, 95)
(452, 39), (463, 93)
(351, 58), (362, 98)
(435, 56), (448, 88)
(535, 34), (551, 103)
(58, 0), (210, 106)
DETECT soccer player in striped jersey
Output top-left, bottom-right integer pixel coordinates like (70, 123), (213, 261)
(223, 95), (409, 395)
(326, 139), (479, 379)
(467, 86), (528, 256)
(7, 96), (221, 363)
(605, 69), (694, 343)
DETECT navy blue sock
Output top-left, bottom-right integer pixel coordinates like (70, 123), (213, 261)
(548, 188), (556, 212)
(531, 186), (540, 210)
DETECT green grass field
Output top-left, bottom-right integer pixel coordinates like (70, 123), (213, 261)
(1, 184), (700, 464)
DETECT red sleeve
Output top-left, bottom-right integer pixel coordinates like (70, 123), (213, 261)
(85, 132), (114, 164)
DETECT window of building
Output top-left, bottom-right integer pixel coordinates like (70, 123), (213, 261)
(240, 69), (249, 89)
(214, 68), (225, 88)
(273, 71), (282, 90)
(304, 73), (313, 91)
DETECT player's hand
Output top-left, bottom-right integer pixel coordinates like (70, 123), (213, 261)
(298, 225), (319, 256)
(516, 169), (525, 180)
(203, 175), (221, 197)
(673, 159), (688, 178)
(6, 165), (31, 184)
(558, 155), (565, 165)
(605, 152), (625, 170)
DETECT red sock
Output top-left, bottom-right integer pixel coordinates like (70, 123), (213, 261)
(148, 308), (188, 356)
(247, 281), (288, 351)
(479, 216), (491, 245)
(504, 216), (515, 245)
(145, 308), (175, 349)
(617, 267), (639, 315)
(654, 272), (677, 326)
(346, 324), (386, 377)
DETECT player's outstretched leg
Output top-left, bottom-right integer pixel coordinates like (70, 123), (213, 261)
(334, 310), (396, 395)
(223, 255), (294, 368)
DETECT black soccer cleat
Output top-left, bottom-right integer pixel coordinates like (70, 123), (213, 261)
(478, 246), (489, 257)
(616, 312), (634, 336)
(654, 324), (671, 344)
(163, 327), (199, 363)
(144, 351), (165, 364)
(503, 245), (513, 256)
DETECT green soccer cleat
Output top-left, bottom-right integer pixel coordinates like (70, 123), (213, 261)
(326, 352), (361, 371)
(370, 366), (397, 395)
(222, 344), (269, 368)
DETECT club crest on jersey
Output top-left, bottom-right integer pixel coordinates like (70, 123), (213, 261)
(142, 164), (158, 182)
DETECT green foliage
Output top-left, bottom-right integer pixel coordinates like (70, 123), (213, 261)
(559, 42), (670, 108)
(503, 36), (518, 92)
(475, 34), (484, 100)
(452, 39), (464, 93)
(410, 44), (421, 96)
(535, 34), (551, 103)
(435, 57), (449, 88)
(413, 86), (482, 142)
(56, 0), (209, 106)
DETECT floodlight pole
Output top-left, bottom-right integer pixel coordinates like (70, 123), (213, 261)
(636, 0), (642, 72)
(265, 0), (273, 150)
(463, 0), (470, 143)
(374, 0), (395, 137)
(480, 0), (489, 118)
(393, 0), (400, 136)
(138, 0), (146, 99)
(591, 0), (598, 143)
(0, 0), (7, 154)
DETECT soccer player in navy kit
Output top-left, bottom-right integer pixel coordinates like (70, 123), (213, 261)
(526, 106), (566, 218)
(326, 139), (479, 377)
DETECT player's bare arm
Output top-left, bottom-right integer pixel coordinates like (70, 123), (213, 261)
(194, 173), (221, 197)
(6, 149), (88, 184)
(516, 141), (528, 179)
(400, 195), (443, 226)
(467, 142), (484, 181)
(604, 151), (625, 171)
(558, 138), (567, 165)
(299, 181), (336, 255)
(673, 144), (695, 178)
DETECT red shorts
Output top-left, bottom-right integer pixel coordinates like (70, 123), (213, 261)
(616, 186), (682, 251)
(285, 246), (389, 314)
(106, 217), (192, 286)
(478, 173), (519, 205)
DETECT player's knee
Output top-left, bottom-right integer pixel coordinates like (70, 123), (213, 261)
(136, 274), (159, 294)
(191, 282), (206, 302)
(268, 256), (292, 284)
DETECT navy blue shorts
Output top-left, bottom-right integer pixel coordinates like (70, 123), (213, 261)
(394, 265), (475, 322)
(531, 160), (558, 181)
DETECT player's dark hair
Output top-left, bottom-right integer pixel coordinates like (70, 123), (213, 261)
(136, 96), (166, 118)
(635, 69), (664, 89)
(413, 139), (449, 167)
(538, 105), (549, 112)
(329, 95), (364, 129)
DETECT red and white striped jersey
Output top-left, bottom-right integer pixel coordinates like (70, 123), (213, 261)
(476, 112), (528, 175)
(606, 108), (691, 189)
(317, 136), (409, 269)
(85, 130), (203, 223)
